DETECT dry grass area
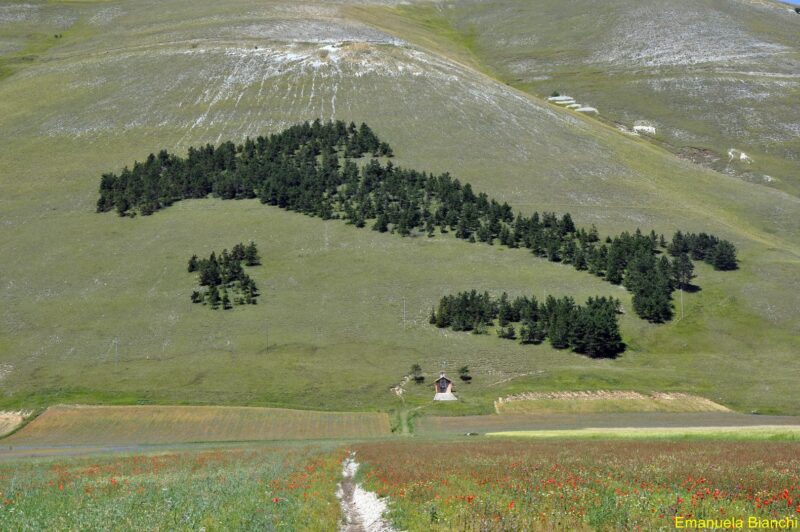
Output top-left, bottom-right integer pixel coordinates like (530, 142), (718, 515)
(488, 425), (800, 440)
(495, 391), (731, 414)
(3, 405), (390, 447)
(0, 411), (27, 438)
(416, 411), (800, 437)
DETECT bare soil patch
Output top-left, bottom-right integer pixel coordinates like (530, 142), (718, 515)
(0, 411), (28, 437)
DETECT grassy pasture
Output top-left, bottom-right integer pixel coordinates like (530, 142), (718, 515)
(2, 405), (391, 447)
(0, 0), (798, 415)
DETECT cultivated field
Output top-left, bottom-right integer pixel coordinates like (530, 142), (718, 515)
(495, 391), (731, 414)
(416, 412), (800, 437)
(3, 406), (390, 448)
(0, 0), (798, 416)
(354, 439), (800, 530)
(488, 426), (800, 441)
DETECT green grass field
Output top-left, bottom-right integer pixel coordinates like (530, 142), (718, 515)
(0, 444), (346, 530)
(0, 0), (798, 417)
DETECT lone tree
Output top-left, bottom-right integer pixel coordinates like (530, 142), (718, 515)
(458, 365), (472, 382)
(411, 364), (424, 384)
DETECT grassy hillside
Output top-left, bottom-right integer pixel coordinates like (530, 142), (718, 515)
(357, 0), (800, 197)
(0, 0), (798, 414)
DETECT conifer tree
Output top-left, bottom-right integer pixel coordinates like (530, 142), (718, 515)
(244, 241), (260, 266)
(710, 241), (738, 271)
(497, 292), (512, 327)
(411, 363), (424, 383)
(672, 252), (695, 289)
(373, 213), (389, 233)
(605, 242), (626, 284)
(222, 290), (231, 310)
(208, 285), (220, 309)
(573, 247), (587, 271)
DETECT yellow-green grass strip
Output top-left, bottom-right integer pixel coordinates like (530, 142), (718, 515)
(487, 426), (800, 441)
(495, 391), (731, 414)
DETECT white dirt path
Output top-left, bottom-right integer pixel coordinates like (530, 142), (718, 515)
(337, 452), (395, 532)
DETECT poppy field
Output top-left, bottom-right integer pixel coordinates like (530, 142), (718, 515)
(353, 440), (800, 530)
(0, 444), (346, 531)
(2, 438), (799, 530)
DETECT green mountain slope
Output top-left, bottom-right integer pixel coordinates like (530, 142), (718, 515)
(361, 0), (800, 196)
(0, 0), (798, 414)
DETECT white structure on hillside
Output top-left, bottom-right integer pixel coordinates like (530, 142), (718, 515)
(547, 95), (575, 103)
(548, 94), (599, 115)
(633, 121), (657, 135)
(433, 372), (457, 401)
(728, 148), (752, 164)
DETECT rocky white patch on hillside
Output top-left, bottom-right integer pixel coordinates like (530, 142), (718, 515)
(596, 4), (790, 67)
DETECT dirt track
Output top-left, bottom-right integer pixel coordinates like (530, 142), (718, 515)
(337, 453), (394, 532)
